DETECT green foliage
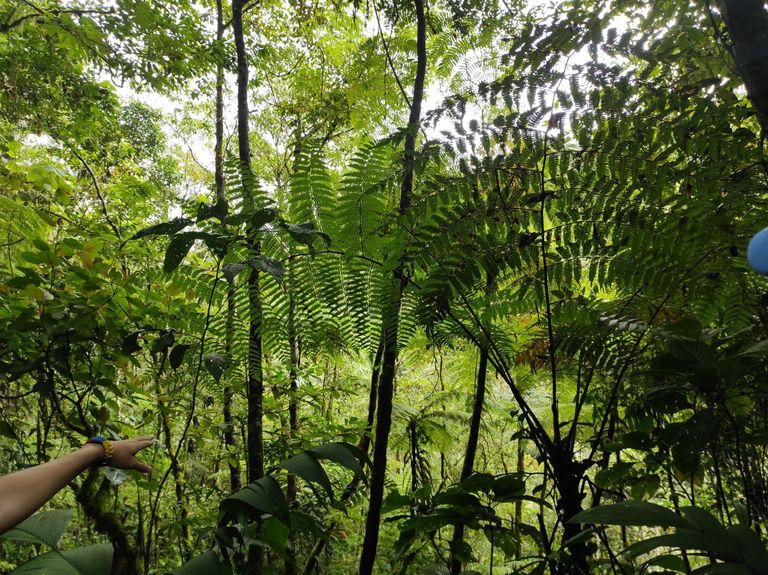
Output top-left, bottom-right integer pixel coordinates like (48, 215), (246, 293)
(574, 502), (768, 574)
(4, 0), (768, 573)
(1, 512), (113, 575)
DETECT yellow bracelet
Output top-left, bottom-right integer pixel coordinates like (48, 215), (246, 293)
(102, 440), (114, 463)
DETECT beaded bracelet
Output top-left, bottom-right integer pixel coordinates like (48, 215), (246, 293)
(86, 436), (114, 465)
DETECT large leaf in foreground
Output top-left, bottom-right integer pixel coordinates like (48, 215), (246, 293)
(11, 543), (113, 575)
(570, 501), (692, 529)
(1, 510), (72, 548)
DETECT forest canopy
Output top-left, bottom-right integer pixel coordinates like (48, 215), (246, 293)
(2, 0), (768, 573)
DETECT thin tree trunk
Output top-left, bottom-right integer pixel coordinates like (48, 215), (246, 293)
(76, 471), (143, 575)
(223, 277), (242, 493)
(325, 363), (337, 420)
(286, 263), (300, 575)
(719, 0), (768, 133)
(301, 342), (383, 575)
(215, 0), (242, 495)
(233, 1), (264, 572)
(214, 0), (229, 217)
(232, 0), (263, 485)
(514, 437), (525, 559)
(449, 345), (489, 574)
(156, 356), (191, 562)
(159, 402), (191, 562)
(358, 0), (426, 571)
(409, 419), (419, 494)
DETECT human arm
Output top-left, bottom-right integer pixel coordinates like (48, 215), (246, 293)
(0, 436), (154, 535)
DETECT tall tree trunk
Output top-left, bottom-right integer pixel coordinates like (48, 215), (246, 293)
(158, 402), (191, 562)
(214, 0), (229, 217)
(76, 471), (143, 575)
(232, 1), (264, 572)
(409, 419), (420, 494)
(719, 0), (768, 133)
(301, 342), (384, 575)
(155, 355), (191, 562)
(514, 437), (525, 559)
(286, 263), (300, 575)
(215, 0), (242, 495)
(223, 277), (242, 493)
(555, 463), (590, 574)
(232, 0), (263, 486)
(449, 345), (489, 575)
(358, 0), (426, 571)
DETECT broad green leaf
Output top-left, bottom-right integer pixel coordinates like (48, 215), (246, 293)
(690, 565), (757, 575)
(248, 256), (284, 284)
(130, 218), (192, 240)
(570, 501), (692, 529)
(11, 543), (112, 575)
(643, 554), (687, 572)
(196, 201), (228, 223)
(492, 475), (526, 500)
(2, 510), (73, 548)
(289, 510), (325, 539)
(251, 207), (279, 229)
(10, 552), (79, 575)
(203, 352), (228, 383)
(308, 442), (365, 480)
(459, 473), (496, 493)
(667, 337), (715, 370)
(623, 531), (736, 559)
(742, 339), (768, 356)
(258, 516), (290, 553)
(725, 524), (768, 568)
(169, 344), (191, 369)
(222, 263), (247, 282)
(281, 222), (331, 248)
(221, 476), (289, 524)
(121, 331), (142, 355)
(280, 452), (334, 501)
(255, 475), (290, 524)
(594, 462), (634, 488)
(163, 235), (196, 273)
(0, 420), (16, 438)
(151, 331), (175, 355)
(174, 550), (228, 574)
(382, 490), (412, 514)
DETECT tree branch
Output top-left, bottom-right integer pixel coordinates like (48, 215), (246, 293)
(69, 148), (122, 241)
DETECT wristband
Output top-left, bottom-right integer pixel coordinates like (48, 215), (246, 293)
(86, 436), (114, 464)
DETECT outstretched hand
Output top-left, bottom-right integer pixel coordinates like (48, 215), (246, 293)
(108, 436), (155, 474)
(0, 435), (156, 534)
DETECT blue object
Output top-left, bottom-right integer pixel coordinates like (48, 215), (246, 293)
(747, 227), (768, 275)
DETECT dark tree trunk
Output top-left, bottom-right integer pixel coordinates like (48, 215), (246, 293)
(223, 277), (242, 493)
(285, 264), (300, 575)
(514, 437), (525, 559)
(76, 470), (143, 575)
(214, 0), (229, 216)
(232, 0), (263, 486)
(720, 0), (768, 132)
(409, 419), (419, 493)
(359, 341), (384, 457)
(216, 0), (242, 495)
(155, 354), (191, 562)
(449, 345), (489, 574)
(358, 0), (426, 571)
(158, 400), (191, 562)
(301, 342), (383, 575)
(553, 453), (590, 574)
(232, 1), (264, 572)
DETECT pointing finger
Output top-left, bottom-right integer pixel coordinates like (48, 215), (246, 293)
(133, 460), (152, 474)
